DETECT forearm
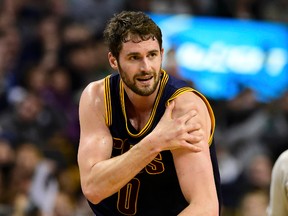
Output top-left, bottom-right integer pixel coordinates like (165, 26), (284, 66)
(173, 148), (218, 216)
(176, 168), (219, 216)
(83, 137), (160, 204)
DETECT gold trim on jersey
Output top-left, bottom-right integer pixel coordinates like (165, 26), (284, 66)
(104, 75), (112, 126)
(104, 70), (215, 145)
(193, 90), (216, 145)
(120, 70), (169, 138)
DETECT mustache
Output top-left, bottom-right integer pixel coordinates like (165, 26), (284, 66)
(136, 71), (153, 76)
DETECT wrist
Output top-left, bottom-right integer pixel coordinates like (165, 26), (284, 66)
(141, 134), (162, 155)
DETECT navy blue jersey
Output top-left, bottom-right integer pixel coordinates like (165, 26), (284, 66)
(89, 70), (222, 215)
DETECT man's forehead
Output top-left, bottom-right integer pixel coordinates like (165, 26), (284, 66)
(124, 32), (156, 42)
(121, 38), (160, 55)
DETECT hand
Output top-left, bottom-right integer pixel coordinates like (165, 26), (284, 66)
(150, 101), (202, 152)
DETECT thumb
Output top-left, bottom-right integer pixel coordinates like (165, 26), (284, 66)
(164, 100), (175, 119)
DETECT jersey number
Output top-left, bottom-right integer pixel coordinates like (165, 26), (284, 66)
(117, 178), (140, 215)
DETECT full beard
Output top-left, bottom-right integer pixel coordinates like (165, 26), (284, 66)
(120, 69), (161, 96)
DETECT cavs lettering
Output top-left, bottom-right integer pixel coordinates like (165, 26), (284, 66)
(113, 137), (165, 215)
(113, 137), (165, 174)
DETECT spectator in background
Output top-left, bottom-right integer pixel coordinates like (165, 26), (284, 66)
(16, 14), (61, 86)
(10, 141), (87, 216)
(213, 0), (266, 20)
(216, 88), (267, 163)
(0, 138), (15, 215)
(261, 0), (288, 23)
(60, 20), (93, 44)
(18, 64), (80, 147)
(0, 90), (62, 149)
(260, 92), (288, 162)
(215, 87), (271, 214)
(149, 0), (194, 14)
(0, 26), (21, 112)
(163, 47), (195, 88)
(60, 37), (111, 95)
(243, 153), (272, 192)
(45, 67), (80, 146)
(219, 150), (272, 216)
(66, 0), (125, 36)
(35, 15), (61, 71)
(234, 0), (265, 20)
(12, 143), (57, 215)
(124, 0), (151, 12)
(163, 47), (180, 79)
(237, 189), (269, 216)
(22, 64), (49, 95)
(0, 29), (9, 112)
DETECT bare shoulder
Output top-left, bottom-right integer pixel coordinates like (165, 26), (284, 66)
(80, 79), (105, 103)
(79, 79), (106, 117)
(173, 91), (209, 116)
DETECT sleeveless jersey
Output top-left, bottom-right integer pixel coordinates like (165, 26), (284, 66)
(88, 70), (222, 216)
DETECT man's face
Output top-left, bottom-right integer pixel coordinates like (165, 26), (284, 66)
(115, 36), (163, 96)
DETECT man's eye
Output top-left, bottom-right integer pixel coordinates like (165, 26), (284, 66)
(130, 56), (139, 60)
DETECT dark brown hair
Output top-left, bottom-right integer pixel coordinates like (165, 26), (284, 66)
(103, 11), (162, 59)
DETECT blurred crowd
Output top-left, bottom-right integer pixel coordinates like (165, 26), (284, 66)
(0, 0), (287, 216)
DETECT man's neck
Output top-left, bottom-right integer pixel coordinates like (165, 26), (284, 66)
(124, 85), (159, 131)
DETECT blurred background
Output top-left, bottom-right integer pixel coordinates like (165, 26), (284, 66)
(0, 0), (287, 215)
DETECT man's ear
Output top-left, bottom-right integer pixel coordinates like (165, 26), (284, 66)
(108, 52), (118, 70)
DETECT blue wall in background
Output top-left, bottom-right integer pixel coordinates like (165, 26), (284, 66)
(151, 13), (288, 102)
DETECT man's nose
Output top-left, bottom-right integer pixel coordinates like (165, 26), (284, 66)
(140, 58), (150, 71)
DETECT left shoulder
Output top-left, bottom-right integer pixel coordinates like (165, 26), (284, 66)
(172, 90), (214, 141)
(173, 91), (209, 115)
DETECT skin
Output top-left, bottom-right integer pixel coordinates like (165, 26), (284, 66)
(77, 35), (218, 215)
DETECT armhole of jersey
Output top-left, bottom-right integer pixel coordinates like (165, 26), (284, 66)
(104, 75), (112, 126)
(167, 87), (216, 146)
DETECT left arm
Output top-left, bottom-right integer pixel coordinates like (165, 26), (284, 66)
(171, 92), (219, 216)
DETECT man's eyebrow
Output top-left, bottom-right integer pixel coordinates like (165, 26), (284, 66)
(127, 52), (140, 56)
(127, 50), (159, 56)
(148, 49), (160, 54)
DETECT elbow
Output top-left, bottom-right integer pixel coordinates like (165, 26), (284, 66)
(203, 196), (219, 216)
(205, 200), (219, 216)
(210, 204), (219, 216)
(184, 202), (219, 216)
(81, 182), (105, 205)
(197, 203), (219, 216)
(187, 198), (219, 216)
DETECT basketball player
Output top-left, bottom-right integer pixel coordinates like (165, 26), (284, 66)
(77, 11), (221, 215)
(267, 149), (288, 216)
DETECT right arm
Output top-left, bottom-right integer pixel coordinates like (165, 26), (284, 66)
(77, 80), (201, 204)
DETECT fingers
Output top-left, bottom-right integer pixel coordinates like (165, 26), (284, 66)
(187, 130), (203, 142)
(160, 100), (205, 153)
(177, 109), (198, 126)
(164, 100), (175, 118)
(187, 144), (202, 152)
(186, 122), (202, 134)
(166, 100), (197, 123)
(182, 131), (203, 152)
(177, 139), (202, 152)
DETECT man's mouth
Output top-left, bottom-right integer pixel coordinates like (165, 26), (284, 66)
(137, 75), (153, 82)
